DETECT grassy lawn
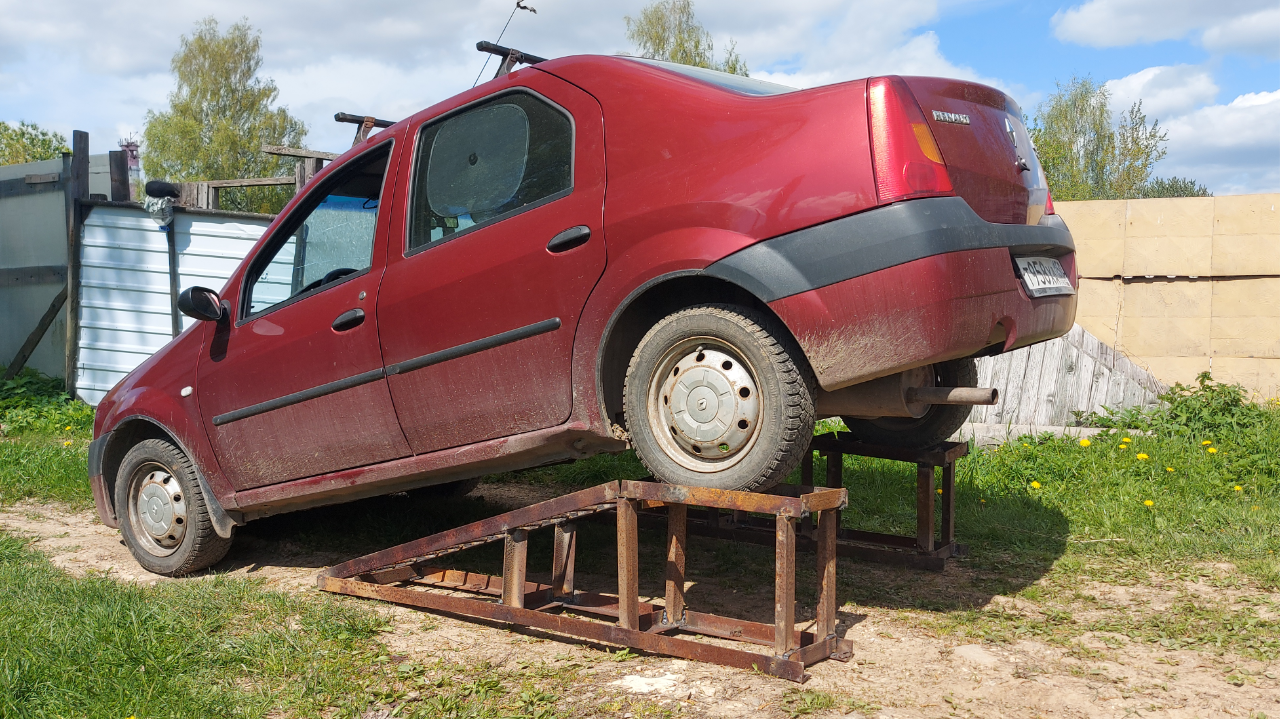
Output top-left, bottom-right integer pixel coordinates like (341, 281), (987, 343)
(2, 366), (1277, 715)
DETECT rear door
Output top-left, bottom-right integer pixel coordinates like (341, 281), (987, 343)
(197, 138), (411, 489)
(377, 73), (606, 454)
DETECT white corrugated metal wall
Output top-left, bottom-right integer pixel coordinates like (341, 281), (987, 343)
(75, 205), (271, 405)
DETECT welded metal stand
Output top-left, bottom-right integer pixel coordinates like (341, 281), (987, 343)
(318, 479), (852, 682)
(664, 433), (969, 571)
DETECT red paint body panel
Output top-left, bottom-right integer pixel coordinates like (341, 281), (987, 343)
(378, 72), (607, 454)
(770, 248), (1078, 391)
(195, 135), (411, 490)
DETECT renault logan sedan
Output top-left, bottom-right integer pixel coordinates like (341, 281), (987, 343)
(89, 55), (1076, 575)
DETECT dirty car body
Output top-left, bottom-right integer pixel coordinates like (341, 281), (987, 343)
(88, 55), (1075, 572)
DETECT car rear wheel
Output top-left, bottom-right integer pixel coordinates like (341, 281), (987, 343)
(841, 358), (977, 449)
(623, 304), (815, 492)
(115, 438), (232, 576)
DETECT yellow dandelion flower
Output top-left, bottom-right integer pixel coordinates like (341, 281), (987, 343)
(1144, 500), (1154, 507)
(1207, 447), (1218, 454)
(1119, 444), (1128, 449)
(1202, 440), (1213, 445)
(62, 440), (72, 447)
(65, 425), (72, 431)
(1166, 467), (1174, 472)
(1023, 443), (1030, 448)
(1253, 506), (1261, 511)
(1031, 481), (1041, 489)
(1079, 438), (1091, 447)
(1136, 453), (1148, 460)
(1234, 485), (1243, 492)
(936, 488), (943, 495)
(1122, 437), (1132, 443)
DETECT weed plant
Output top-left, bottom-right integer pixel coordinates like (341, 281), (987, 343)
(0, 368), (93, 508)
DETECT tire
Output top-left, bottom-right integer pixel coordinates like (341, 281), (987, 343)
(114, 438), (232, 576)
(841, 358), (977, 449)
(623, 304), (815, 492)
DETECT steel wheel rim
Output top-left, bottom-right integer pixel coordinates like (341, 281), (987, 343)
(127, 463), (188, 557)
(647, 336), (762, 473)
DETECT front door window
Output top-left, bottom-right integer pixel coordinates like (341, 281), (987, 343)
(246, 144), (391, 318)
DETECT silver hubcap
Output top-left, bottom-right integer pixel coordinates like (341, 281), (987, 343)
(649, 338), (761, 472)
(129, 467), (187, 556)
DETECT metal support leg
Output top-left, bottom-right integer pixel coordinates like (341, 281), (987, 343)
(706, 505), (721, 529)
(916, 463), (935, 553)
(617, 499), (640, 630)
(774, 515), (797, 657)
(502, 529), (529, 608)
(801, 451), (813, 486)
(552, 521), (576, 598)
(665, 503), (687, 625)
(826, 451), (844, 529)
(815, 508), (838, 639)
(941, 461), (956, 550)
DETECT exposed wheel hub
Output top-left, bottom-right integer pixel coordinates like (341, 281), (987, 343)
(132, 468), (187, 553)
(651, 341), (761, 471)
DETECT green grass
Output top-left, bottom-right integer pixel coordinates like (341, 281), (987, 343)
(0, 367), (94, 509)
(0, 532), (399, 717)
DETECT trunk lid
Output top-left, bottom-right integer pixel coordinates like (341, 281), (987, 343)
(902, 77), (1048, 225)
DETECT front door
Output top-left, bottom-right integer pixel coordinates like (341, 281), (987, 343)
(377, 75), (607, 454)
(197, 138), (411, 490)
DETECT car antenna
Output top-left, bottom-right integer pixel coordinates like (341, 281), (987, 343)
(333, 112), (396, 147)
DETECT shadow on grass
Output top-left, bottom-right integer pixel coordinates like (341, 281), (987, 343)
(226, 450), (1067, 630)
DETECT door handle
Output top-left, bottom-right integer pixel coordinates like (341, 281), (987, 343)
(332, 308), (365, 332)
(547, 225), (591, 253)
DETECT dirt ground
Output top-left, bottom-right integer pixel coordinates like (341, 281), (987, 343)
(3, 484), (1277, 719)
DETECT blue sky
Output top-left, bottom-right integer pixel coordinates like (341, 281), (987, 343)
(2, 0), (1277, 194)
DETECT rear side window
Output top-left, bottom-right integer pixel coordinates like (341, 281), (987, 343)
(408, 91), (572, 251)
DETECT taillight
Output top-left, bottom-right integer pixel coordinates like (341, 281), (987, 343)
(1044, 189), (1056, 215)
(867, 76), (954, 204)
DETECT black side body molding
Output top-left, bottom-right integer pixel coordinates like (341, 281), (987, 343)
(703, 196), (1075, 303)
(213, 318), (563, 426)
(88, 431), (110, 476)
(212, 368), (387, 426)
(387, 318), (562, 376)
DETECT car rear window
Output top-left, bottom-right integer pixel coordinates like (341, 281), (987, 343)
(625, 58), (795, 96)
(408, 91), (573, 251)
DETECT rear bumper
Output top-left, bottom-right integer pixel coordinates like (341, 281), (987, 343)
(706, 197), (1076, 391)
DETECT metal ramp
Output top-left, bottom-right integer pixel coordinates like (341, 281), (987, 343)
(319, 479), (852, 682)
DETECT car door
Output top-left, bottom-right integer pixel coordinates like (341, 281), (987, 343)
(378, 75), (606, 454)
(197, 138), (412, 490)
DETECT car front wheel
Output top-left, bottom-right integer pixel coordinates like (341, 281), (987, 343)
(115, 438), (232, 576)
(623, 304), (815, 492)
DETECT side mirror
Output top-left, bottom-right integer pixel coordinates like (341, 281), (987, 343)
(177, 286), (224, 322)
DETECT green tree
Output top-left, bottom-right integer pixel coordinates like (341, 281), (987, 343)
(625, 0), (748, 76)
(1141, 176), (1212, 198)
(142, 18), (305, 214)
(1030, 76), (1207, 200)
(0, 121), (70, 166)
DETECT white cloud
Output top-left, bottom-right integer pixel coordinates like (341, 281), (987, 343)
(1105, 65), (1218, 121)
(1052, 0), (1277, 56)
(1156, 90), (1280, 194)
(0, 0), (1025, 155)
(1202, 6), (1280, 59)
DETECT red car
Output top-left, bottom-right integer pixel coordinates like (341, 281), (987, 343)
(90, 55), (1076, 575)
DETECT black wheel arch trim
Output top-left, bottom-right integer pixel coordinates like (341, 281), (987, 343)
(100, 414), (241, 538)
(703, 196), (1076, 303)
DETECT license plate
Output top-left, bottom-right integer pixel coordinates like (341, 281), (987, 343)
(1014, 256), (1075, 298)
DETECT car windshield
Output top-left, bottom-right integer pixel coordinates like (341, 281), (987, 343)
(625, 57), (795, 96)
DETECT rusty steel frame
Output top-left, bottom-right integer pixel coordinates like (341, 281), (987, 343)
(656, 434), (970, 572)
(319, 479), (852, 682)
